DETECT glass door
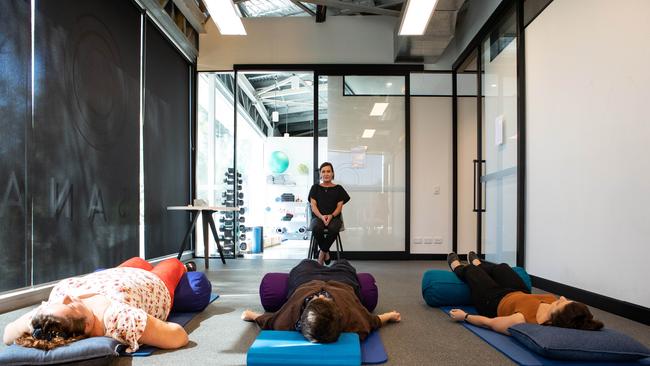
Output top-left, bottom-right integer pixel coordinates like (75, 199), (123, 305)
(480, 9), (518, 265)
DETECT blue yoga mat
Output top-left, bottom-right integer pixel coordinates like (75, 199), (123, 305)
(361, 331), (388, 365)
(440, 306), (650, 366)
(123, 293), (219, 356)
(247, 330), (388, 366)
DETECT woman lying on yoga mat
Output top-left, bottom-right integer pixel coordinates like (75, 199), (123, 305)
(308, 162), (350, 266)
(446, 252), (603, 335)
(3, 257), (196, 352)
(242, 259), (400, 343)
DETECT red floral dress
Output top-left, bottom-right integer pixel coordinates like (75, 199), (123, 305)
(48, 267), (171, 352)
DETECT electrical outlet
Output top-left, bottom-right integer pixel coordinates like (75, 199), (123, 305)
(423, 237), (433, 244)
(433, 237), (443, 244)
(413, 237), (423, 244)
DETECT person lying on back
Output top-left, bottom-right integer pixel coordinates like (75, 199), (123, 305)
(242, 259), (400, 343)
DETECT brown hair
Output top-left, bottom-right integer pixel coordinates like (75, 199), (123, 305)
(550, 301), (604, 331)
(15, 313), (86, 350)
(299, 298), (342, 343)
(319, 162), (335, 180)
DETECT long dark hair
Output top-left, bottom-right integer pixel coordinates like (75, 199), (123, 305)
(319, 162), (335, 180)
(299, 298), (342, 343)
(15, 313), (86, 350)
(550, 302), (604, 331)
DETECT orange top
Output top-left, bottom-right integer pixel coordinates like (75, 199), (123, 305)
(497, 291), (557, 324)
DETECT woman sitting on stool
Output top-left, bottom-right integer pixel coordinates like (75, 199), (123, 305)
(447, 252), (603, 335)
(3, 257), (195, 352)
(309, 162), (350, 265)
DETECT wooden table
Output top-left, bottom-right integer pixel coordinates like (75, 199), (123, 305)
(167, 205), (240, 269)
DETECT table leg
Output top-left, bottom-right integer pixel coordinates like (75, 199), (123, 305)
(207, 213), (227, 264)
(176, 211), (200, 260)
(202, 212), (210, 269)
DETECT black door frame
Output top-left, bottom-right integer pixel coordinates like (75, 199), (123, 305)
(231, 64), (422, 260)
(451, 0), (526, 267)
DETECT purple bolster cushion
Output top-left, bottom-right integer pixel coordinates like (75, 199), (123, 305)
(259, 272), (378, 312)
(172, 271), (212, 312)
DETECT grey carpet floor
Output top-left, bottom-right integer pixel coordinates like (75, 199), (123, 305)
(1, 259), (649, 365)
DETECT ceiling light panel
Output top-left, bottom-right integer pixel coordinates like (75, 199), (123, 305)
(370, 103), (389, 116)
(399, 0), (438, 36)
(362, 129), (376, 139)
(205, 0), (247, 35)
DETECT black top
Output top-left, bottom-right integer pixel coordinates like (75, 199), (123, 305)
(308, 184), (350, 216)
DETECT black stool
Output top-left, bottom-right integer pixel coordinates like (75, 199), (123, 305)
(307, 225), (344, 260)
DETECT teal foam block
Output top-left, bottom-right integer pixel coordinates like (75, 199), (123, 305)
(247, 331), (361, 366)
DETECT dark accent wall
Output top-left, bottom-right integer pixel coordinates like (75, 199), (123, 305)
(31, 0), (141, 283)
(144, 20), (191, 259)
(0, 0), (30, 292)
(0, 0), (194, 293)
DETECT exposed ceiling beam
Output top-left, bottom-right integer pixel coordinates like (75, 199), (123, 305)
(315, 5), (327, 23)
(290, 0), (316, 16)
(172, 0), (207, 33)
(257, 85), (327, 99)
(256, 75), (297, 95)
(298, 0), (400, 16)
(377, 0), (405, 8)
(339, 0), (404, 15)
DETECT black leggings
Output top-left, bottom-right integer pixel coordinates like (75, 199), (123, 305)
(310, 216), (342, 253)
(453, 262), (529, 317)
(287, 259), (360, 299)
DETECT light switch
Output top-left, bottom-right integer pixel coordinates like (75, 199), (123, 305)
(433, 186), (440, 195)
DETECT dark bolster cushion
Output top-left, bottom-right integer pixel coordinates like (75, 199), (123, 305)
(509, 323), (650, 362)
(260, 273), (378, 312)
(421, 267), (531, 307)
(0, 337), (120, 366)
(172, 271), (213, 312)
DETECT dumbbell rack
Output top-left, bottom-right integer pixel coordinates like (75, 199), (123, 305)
(219, 168), (246, 258)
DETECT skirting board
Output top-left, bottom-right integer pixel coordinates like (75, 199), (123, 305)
(530, 275), (650, 326)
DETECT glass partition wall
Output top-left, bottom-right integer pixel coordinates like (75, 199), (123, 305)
(454, 5), (521, 266)
(196, 70), (408, 258)
(318, 75), (406, 252)
(236, 71), (315, 259)
(481, 10), (518, 265)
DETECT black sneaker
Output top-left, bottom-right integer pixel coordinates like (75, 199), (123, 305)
(447, 253), (461, 271)
(468, 251), (480, 266)
(184, 261), (197, 272)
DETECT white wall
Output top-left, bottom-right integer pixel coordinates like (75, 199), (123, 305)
(410, 97), (452, 254)
(526, 0), (650, 307)
(198, 16), (398, 70)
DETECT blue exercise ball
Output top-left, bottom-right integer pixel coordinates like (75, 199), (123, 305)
(269, 151), (290, 174)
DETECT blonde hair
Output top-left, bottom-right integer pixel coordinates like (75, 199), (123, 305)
(15, 313), (86, 350)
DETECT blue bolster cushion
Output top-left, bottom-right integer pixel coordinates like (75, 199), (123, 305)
(0, 337), (120, 366)
(247, 331), (361, 366)
(172, 271), (212, 312)
(509, 323), (650, 362)
(421, 267), (531, 307)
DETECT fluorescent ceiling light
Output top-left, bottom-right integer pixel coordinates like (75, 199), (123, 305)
(362, 129), (376, 139)
(399, 0), (438, 36)
(204, 0), (247, 35)
(370, 102), (389, 116)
